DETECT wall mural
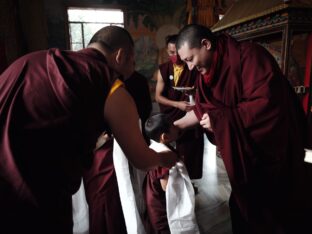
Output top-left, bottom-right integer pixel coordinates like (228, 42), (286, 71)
(124, 0), (187, 100)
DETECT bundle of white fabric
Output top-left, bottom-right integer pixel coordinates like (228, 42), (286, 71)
(149, 140), (199, 234)
(304, 148), (312, 163)
(72, 179), (89, 234)
(166, 161), (200, 234)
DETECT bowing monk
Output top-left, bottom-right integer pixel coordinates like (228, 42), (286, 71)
(83, 64), (152, 234)
(174, 24), (312, 234)
(155, 34), (204, 179)
(0, 25), (177, 234)
(83, 29), (152, 234)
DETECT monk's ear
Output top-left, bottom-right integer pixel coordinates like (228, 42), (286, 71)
(201, 39), (211, 51)
(160, 133), (169, 143)
(115, 48), (124, 64)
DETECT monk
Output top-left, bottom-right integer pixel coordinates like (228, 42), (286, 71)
(0, 26), (177, 234)
(174, 24), (312, 234)
(83, 69), (152, 233)
(155, 34), (204, 179)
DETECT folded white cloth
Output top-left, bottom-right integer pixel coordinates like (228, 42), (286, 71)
(166, 161), (200, 234)
(149, 140), (171, 152)
(72, 179), (89, 234)
(304, 148), (312, 163)
(113, 136), (146, 234)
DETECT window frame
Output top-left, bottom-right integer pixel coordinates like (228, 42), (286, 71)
(66, 5), (126, 50)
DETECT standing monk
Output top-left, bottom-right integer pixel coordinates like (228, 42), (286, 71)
(0, 25), (177, 234)
(174, 24), (312, 234)
(83, 62), (152, 234)
(155, 34), (204, 179)
(83, 28), (152, 234)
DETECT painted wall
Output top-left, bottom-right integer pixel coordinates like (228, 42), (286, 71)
(63, 0), (188, 98)
(124, 0), (187, 98)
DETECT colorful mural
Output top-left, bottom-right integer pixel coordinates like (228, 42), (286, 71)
(125, 0), (188, 100)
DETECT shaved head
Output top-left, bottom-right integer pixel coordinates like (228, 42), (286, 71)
(176, 24), (216, 51)
(88, 25), (135, 79)
(89, 26), (134, 53)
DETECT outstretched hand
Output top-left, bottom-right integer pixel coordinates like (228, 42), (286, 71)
(158, 151), (179, 168)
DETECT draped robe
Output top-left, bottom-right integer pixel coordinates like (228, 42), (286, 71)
(194, 35), (312, 233)
(0, 48), (118, 234)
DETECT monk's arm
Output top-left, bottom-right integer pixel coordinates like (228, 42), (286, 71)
(104, 87), (178, 170)
(174, 110), (199, 129)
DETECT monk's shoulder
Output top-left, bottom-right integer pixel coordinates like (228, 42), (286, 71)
(240, 41), (273, 62)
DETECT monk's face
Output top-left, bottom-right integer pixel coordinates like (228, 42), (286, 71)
(178, 39), (213, 75)
(167, 42), (183, 65)
(167, 42), (177, 57)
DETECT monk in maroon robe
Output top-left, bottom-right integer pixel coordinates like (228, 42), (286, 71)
(175, 24), (312, 234)
(83, 71), (152, 234)
(0, 26), (177, 234)
(155, 34), (204, 179)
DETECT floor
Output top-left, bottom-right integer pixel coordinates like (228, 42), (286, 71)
(193, 136), (232, 234)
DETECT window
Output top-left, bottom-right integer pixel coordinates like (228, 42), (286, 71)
(67, 8), (124, 51)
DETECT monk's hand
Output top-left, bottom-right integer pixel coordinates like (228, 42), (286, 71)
(176, 101), (193, 112)
(94, 132), (111, 150)
(158, 151), (178, 168)
(200, 113), (213, 131)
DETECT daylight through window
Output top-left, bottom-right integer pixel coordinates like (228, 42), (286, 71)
(67, 8), (124, 51)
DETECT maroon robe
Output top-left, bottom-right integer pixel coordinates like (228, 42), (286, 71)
(159, 61), (204, 179)
(83, 71), (152, 234)
(83, 138), (127, 234)
(125, 71), (153, 143)
(0, 48), (118, 234)
(143, 166), (170, 234)
(194, 34), (312, 233)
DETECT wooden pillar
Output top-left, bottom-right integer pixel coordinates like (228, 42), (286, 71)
(281, 23), (292, 77)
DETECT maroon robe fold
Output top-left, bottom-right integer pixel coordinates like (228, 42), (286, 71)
(194, 34), (312, 233)
(125, 71), (152, 143)
(0, 48), (118, 234)
(83, 138), (127, 234)
(159, 61), (204, 179)
(83, 71), (152, 234)
(143, 166), (170, 234)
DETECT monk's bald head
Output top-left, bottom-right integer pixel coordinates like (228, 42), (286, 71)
(88, 26), (134, 53)
(176, 24), (216, 51)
